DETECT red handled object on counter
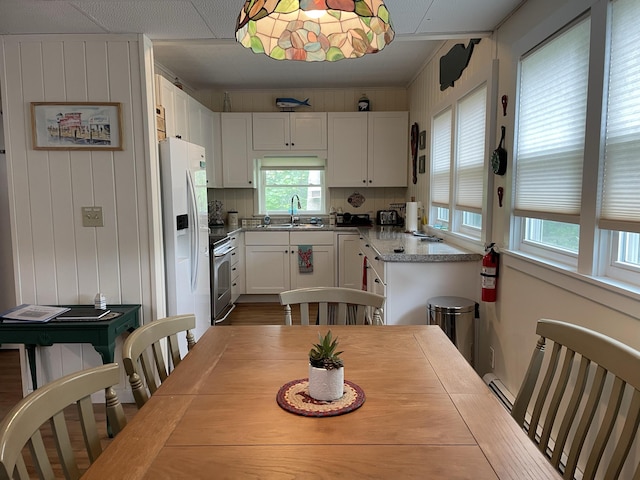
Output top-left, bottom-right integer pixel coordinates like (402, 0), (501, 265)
(481, 243), (499, 302)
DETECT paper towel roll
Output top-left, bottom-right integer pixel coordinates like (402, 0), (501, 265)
(406, 202), (418, 232)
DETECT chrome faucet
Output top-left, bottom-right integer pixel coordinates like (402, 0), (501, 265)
(291, 194), (301, 224)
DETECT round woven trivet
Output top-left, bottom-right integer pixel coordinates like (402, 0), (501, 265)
(276, 378), (365, 417)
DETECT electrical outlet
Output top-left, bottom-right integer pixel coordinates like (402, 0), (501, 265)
(82, 206), (104, 227)
(489, 346), (495, 369)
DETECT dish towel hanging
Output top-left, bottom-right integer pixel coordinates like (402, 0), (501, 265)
(298, 245), (313, 273)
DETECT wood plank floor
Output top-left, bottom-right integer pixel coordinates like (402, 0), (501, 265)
(0, 303), (292, 476)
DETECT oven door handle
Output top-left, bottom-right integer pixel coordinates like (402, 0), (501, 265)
(214, 246), (236, 258)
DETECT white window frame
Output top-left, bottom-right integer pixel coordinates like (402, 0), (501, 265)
(256, 157), (327, 216)
(428, 63), (497, 247)
(506, 0), (640, 318)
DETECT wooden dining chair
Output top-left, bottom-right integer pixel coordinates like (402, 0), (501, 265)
(122, 314), (196, 409)
(511, 318), (640, 480)
(0, 363), (126, 480)
(280, 287), (385, 326)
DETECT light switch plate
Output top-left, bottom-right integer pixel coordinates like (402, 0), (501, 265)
(82, 206), (104, 227)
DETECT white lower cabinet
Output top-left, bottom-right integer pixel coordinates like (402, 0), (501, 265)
(230, 231), (244, 301)
(245, 231), (334, 294)
(337, 233), (362, 289)
(360, 237), (387, 324)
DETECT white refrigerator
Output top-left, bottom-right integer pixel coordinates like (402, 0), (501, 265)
(159, 137), (211, 353)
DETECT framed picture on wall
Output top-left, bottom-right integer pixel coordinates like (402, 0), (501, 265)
(419, 130), (426, 150)
(30, 102), (123, 151)
(419, 155), (426, 174)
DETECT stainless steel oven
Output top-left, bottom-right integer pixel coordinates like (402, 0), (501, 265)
(211, 236), (235, 325)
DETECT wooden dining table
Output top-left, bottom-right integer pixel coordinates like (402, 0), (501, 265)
(84, 325), (560, 479)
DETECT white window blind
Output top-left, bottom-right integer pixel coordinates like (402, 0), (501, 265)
(600, 0), (640, 234)
(431, 108), (451, 206)
(514, 18), (590, 220)
(456, 85), (487, 212)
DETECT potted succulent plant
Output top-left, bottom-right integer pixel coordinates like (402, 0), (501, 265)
(308, 330), (345, 401)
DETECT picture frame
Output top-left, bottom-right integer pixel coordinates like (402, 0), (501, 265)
(419, 155), (426, 174)
(31, 102), (123, 151)
(419, 130), (426, 150)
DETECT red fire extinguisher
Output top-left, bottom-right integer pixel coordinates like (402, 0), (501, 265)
(481, 243), (499, 302)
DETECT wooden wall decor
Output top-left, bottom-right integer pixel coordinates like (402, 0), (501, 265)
(439, 39), (480, 91)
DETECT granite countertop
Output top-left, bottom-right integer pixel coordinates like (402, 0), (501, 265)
(360, 227), (482, 263)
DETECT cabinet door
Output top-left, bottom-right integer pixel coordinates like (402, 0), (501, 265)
(252, 113), (289, 150)
(157, 76), (177, 139)
(188, 98), (218, 188)
(208, 113), (223, 188)
(245, 245), (290, 293)
(368, 112), (409, 187)
(156, 75), (189, 141)
(290, 113), (327, 150)
(338, 234), (362, 289)
(173, 87), (190, 141)
(290, 244), (335, 290)
(221, 113), (254, 188)
(327, 112), (368, 187)
(369, 267), (386, 325)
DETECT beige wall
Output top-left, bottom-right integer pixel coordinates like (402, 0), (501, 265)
(0, 34), (162, 398)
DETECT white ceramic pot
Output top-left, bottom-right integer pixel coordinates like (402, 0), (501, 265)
(308, 365), (344, 401)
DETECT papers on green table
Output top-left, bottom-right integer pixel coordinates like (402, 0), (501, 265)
(0, 304), (71, 323)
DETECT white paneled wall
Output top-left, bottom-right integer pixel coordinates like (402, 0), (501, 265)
(0, 34), (159, 398)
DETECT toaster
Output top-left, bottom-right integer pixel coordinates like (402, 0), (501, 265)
(376, 210), (401, 226)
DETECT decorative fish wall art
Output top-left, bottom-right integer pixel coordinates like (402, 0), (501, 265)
(276, 98), (311, 111)
(439, 39), (481, 91)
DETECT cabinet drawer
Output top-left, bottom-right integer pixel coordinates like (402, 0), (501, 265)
(290, 231), (334, 245)
(245, 231), (289, 245)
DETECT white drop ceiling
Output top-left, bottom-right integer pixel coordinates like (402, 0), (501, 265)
(0, 0), (524, 89)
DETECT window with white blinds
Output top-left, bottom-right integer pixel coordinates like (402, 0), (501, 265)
(431, 108), (451, 206)
(456, 85), (487, 212)
(600, 0), (640, 234)
(514, 17), (590, 221)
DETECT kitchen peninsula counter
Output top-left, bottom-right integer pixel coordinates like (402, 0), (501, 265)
(360, 227), (482, 263)
(356, 226), (482, 326)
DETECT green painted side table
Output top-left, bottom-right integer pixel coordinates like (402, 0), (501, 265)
(0, 304), (141, 389)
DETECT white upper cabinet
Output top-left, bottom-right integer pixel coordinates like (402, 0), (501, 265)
(327, 111), (408, 187)
(252, 112), (327, 150)
(156, 75), (189, 140)
(368, 111), (409, 187)
(221, 113), (255, 188)
(188, 98), (222, 188)
(327, 112), (368, 187)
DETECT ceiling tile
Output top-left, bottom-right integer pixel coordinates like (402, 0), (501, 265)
(416, 0), (516, 33)
(72, 1), (216, 38)
(0, 2), (107, 34)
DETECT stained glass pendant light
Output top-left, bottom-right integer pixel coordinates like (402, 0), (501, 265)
(235, 0), (395, 62)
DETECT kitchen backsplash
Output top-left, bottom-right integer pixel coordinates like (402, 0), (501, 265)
(207, 187), (408, 223)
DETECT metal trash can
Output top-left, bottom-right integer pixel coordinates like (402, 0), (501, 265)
(427, 296), (478, 366)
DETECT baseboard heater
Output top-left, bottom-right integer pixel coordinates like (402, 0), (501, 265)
(482, 373), (515, 412)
